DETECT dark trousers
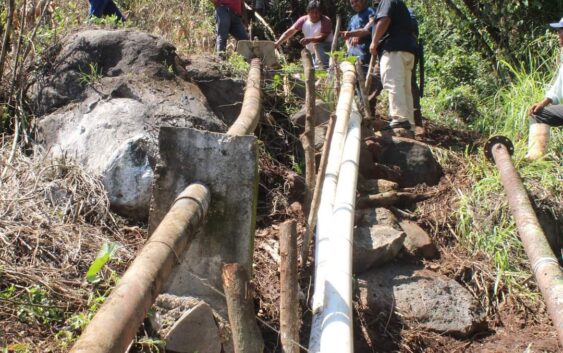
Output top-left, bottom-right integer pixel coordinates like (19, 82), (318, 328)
(531, 104), (563, 126)
(215, 5), (249, 53)
(411, 56), (422, 127)
(89, 0), (125, 21)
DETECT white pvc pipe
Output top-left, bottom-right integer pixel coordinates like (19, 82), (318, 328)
(320, 105), (362, 353)
(309, 61), (357, 352)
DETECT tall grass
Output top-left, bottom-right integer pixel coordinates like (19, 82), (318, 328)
(451, 40), (562, 298)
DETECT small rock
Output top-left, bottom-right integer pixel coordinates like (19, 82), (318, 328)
(164, 302), (222, 353)
(357, 207), (400, 229)
(290, 99), (331, 128)
(314, 124), (328, 150)
(357, 178), (398, 194)
(353, 225), (406, 274)
(358, 264), (487, 337)
(400, 220), (438, 259)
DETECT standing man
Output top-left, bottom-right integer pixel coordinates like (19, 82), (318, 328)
(211, 0), (249, 56)
(341, 0), (375, 69)
(369, 0), (418, 130)
(275, 1), (333, 69)
(89, 0), (125, 21)
(526, 18), (563, 160)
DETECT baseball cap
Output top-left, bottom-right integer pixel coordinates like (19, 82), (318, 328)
(549, 17), (563, 29)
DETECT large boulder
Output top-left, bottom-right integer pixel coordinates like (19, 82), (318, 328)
(358, 264), (487, 337)
(35, 29), (228, 220)
(364, 136), (443, 187)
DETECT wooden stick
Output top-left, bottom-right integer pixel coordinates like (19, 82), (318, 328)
(356, 191), (434, 209)
(223, 263), (264, 353)
(300, 114), (336, 265)
(0, 0), (15, 83)
(300, 49), (316, 217)
(355, 59), (373, 121)
(280, 220), (299, 353)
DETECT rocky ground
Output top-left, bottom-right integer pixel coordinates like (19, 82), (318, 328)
(1, 28), (561, 352)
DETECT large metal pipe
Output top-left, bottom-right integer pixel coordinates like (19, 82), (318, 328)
(227, 57), (262, 136)
(309, 61), (357, 352)
(70, 183), (210, 353)
(485, 136), (563, 346)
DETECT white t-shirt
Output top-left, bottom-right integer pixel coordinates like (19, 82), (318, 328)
(292, 15), (334, 51)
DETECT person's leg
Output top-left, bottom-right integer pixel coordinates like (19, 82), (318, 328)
(216, 6), (232, 54)
(312, 42), (331, 70)
(411, 55), (422, 127)
(531, 104), (563, 126)
(381, 51), (414, 126)
(403, 51), (415, 129)
(89, 0), (109, 18)
(526, 104), (563, 160)
(103, 0), (125, 21)
(229, 11), (249, 41)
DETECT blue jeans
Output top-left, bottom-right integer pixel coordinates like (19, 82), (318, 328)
(89, 0), (125, 21)
(311, 42), (331, 70)
(215, 5), (249, 53)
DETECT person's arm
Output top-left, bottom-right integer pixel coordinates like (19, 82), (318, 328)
(529, 98), (552, 115)
(369, 16), (390, 55)
(275, 28), (298, 47)
(340, 28), (371, 40)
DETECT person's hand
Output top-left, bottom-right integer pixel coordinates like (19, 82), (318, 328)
(370, 42), (377, 56)
(340, 31), (352, 39)
(274, 41), (281, 49)
(300, 37), (311, 46)
(528, 100), (549, 115)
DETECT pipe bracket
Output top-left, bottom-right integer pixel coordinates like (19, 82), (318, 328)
(484, 135), (514, 162)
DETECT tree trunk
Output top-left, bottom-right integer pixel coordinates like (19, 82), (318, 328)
(280, 221), (299, 353)
(0, 0), (15, 84)
(223, 263), (264, 353)
(300, 49), (316, 217)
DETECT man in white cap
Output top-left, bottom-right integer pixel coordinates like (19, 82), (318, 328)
(526, 17), (563, 160)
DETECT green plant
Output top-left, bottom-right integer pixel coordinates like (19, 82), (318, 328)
(78, 63), (103, 86)
(86, 241), (120, 283)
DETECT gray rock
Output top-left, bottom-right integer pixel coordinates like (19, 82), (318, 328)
(102, 135), (154, 219)
(290, 99), (331, 128)
(357, 178), (398, 194)
(400, 220), (438, 259)
(36, 29), (228, 220)
(356, 207), (400, 229)
(366, 136), (442, 187)
(185, 55), (245, 126)
(353, 225), (406, 274)
(164, 302), (222, 353)
(358, 264), (487, 337)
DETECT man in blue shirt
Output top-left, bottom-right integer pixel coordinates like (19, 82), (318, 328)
(526, 18), (563, 160)
(341, 0), (375, 67)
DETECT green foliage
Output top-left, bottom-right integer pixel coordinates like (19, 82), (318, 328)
(55, 289), (110, 348)
(86, 242), (120, 283)
(78, 63), (103, 86)
(5, 285), (65, 326)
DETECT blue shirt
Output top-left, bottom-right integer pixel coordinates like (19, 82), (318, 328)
(347, 6), (376, 64)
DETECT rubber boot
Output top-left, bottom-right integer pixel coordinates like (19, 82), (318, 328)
(525, 122), (550, 160)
